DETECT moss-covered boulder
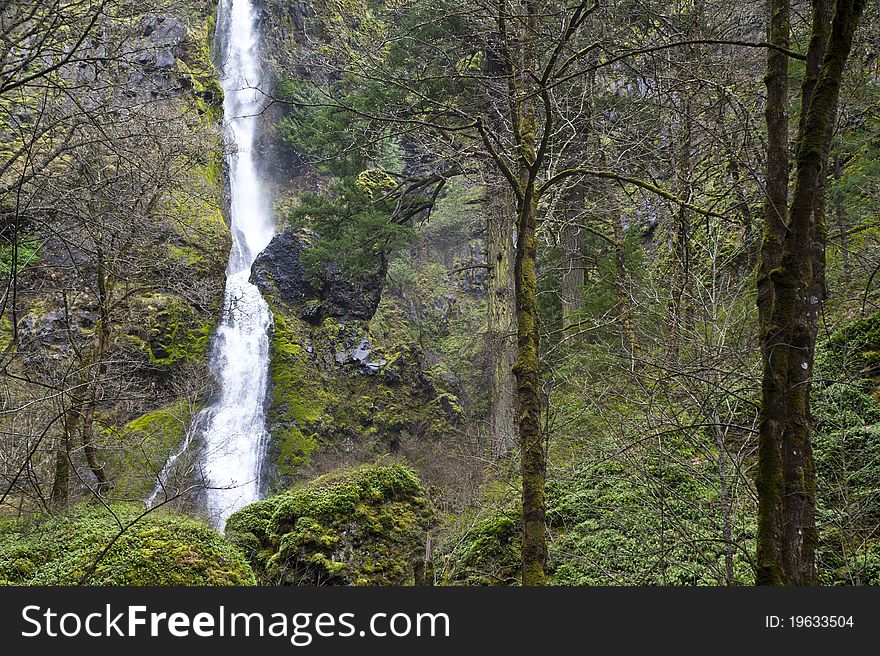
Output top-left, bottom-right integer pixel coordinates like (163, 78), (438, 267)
(0, 503), (255, 585)
(226, 464), (434, 585)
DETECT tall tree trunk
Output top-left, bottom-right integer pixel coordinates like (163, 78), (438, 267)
(669, 97), (693, 360)
(80, 248), (111, 495)
(487, 178), (518, 457)
(560, 185), (585, 329)
(591, 83), (640, 362)
(50, 414), (75, 507)
(612, 214), (640, 363)
(508, 0), (546, 585)
(485, 3), (518, 459)
(755, 0), (792, 586)
(515, 189), (546, 586)
(81, 347), (110, 496)
(756, 0), (865, 586)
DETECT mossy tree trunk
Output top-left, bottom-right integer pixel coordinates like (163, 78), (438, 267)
(756, 0), (865, 586)
(50, 410), (76, 507)
(49, 246), (114, 505)
(514, 188), (546, 586)
(487, 0), (548, 585)
(514, 0), (548, 588)
(478, 0), (622, 585)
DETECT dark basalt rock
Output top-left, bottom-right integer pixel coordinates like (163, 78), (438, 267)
(250, 228), (317, 306)
(250, 228), (384, 322)
(135, 16), (187, 72)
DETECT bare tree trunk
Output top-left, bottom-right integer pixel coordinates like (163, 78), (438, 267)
(669, 98), (693, 360)
(560, 186), (585, 329)
(591, 90), (639, 362)
(80, 248), (112, 495)
(612, 215), (640, 362)
(487, 178), (518, 457)
(50, 417), (74, 507)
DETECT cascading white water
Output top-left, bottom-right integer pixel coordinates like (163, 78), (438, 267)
(148, 0), (274, 529)
(201, 0), (274, 528)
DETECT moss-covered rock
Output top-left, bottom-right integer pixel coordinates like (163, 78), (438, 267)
(436, 508), (521, 586)
(0, 503), (255, 586)
(100, 399), (198, 499)
(226, 464), (434, 585)
(263, 291), (461, 485)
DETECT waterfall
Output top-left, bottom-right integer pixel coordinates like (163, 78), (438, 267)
(148, 0), (274, 530)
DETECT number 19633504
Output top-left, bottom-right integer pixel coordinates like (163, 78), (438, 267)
(765, 616), (854, 628)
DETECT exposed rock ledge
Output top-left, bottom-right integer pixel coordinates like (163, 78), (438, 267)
(250, 228), (384, 324)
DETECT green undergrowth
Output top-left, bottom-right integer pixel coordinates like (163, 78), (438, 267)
(136, 294), (214, 368)
(0, 503), (255, 586)
(437, 455), (757, 586)
(101, 398), (198, 499)
(813, 311), (880, 584)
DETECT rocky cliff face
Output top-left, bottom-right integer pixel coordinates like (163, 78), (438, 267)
(243, 1), (466, 492)
(248, 227), (460, 492)
(4, 1), (230, 508)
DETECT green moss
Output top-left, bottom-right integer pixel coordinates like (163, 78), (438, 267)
(0, 503), (255, 586)
(0, 235), (41, 276)
(144, 295), (214, 368)
(813, 327), (880, 585)
(226, 464), (434, 585)
(0, 314), (12, 352)
(818, 311), (880, 386)
(164, 197), (228, 275)
(102, 399), (197, 498)
(264, 297), (463, 483)
(270, 312), (331, 472)
(437, 509), (521, 586)
(438, 453), (756, 586)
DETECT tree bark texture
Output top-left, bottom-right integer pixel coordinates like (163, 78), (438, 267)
(756, 0), (865, 586)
